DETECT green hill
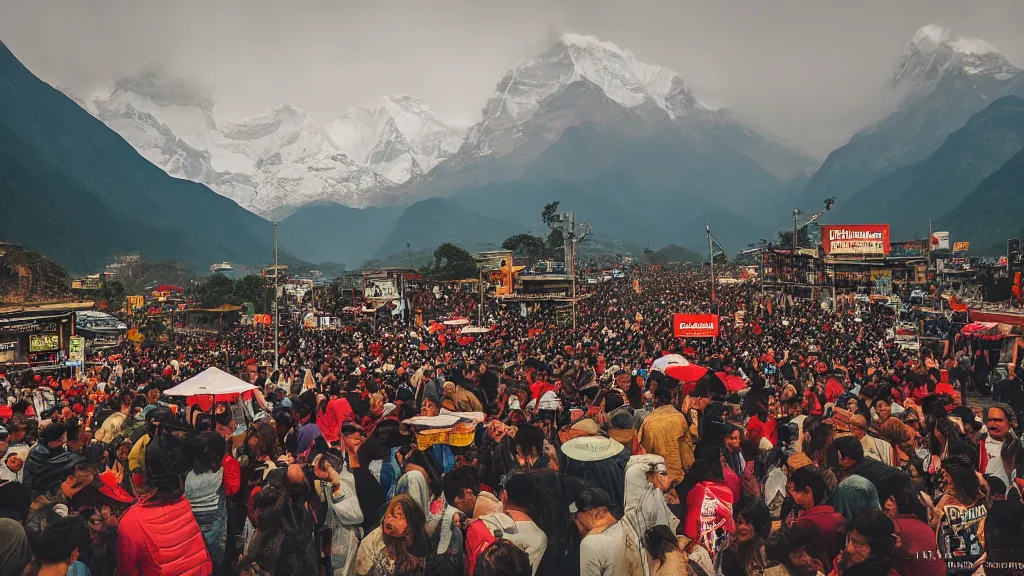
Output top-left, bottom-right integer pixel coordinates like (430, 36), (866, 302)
(941, 148), (1024, 255)
(640, 244), (703, 265)
(372, 198), (521, 259)
(278, 203), (401, 268)
(836, 96), (1024, 240)
(0, 40), (276, 273)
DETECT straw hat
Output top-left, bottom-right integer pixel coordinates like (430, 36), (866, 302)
(561, 435), (624, 462)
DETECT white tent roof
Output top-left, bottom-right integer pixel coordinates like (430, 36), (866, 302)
(164, 367), (257, 398)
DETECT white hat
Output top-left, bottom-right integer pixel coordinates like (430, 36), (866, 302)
(538, 391), (561, 411)
(561, 435), (624, 462)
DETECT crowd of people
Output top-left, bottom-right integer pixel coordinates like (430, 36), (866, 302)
(1, 266), (1024, 576)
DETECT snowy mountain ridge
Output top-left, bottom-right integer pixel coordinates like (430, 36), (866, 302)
(325, 94), (465, 184)
(75, 81), (465, 216)
(461, 32), (710, 159)
(893, 24), (1019, 92)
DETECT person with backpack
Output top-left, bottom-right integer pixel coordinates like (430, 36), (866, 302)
(465, 471), (550, 576)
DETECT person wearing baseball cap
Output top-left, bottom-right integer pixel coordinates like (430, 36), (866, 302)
(573, 487), (626, 576)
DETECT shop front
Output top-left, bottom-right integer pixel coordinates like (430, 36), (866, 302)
(0, 304), (87, 369)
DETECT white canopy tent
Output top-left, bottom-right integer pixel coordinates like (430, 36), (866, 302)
(164, 367), (257, 406)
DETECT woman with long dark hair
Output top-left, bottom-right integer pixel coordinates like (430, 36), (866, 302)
(715, 498), (772, 576)
(642, 525), (686, 576)
(932, 455), (988, 573)
(354, 494), (429, 576)
(185, 432), (229, 565)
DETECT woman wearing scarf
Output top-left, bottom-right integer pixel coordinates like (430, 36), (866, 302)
(829, 475), (880, 520)
(311, 452), (365, 576)
(622, 454), (678, 576)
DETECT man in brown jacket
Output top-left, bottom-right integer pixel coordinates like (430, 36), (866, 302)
(638, 384), (694, 485)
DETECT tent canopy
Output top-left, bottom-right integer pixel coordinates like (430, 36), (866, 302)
(164, 367), (257, 404)
(960, 322), (1000, 337)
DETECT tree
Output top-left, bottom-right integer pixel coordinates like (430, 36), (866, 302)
(541, 201), (565, 256)
(100, 280), (126, 312)
(776, 227), (811, 250)
(502, 233), (547, 266)
(232, 275), (270, 313)
(431, 243), (478, 280)
(712, 253), (728, 265)
(196, 273), (235, 308)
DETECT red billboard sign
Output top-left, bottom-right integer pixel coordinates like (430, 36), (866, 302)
(821, 225), (891, 256)
(673, 314), (719, 338)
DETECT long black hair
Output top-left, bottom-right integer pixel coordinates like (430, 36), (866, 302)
(644, 524), (679, 566)
(503, 470), (556, 536)
(942, 455), (981, 506)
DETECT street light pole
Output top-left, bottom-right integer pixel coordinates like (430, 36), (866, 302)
(792, 209), (802, 254)
(569, 212), (577, 331)
(708, 226), (716, 304)
(273, 222), (279, 372)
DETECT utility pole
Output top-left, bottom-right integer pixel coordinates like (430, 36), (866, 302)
(273, 222), (279, 372)
(792, 209), (802, 254)
(569, 212), (576, 331)
(927, 219), (933, 274)
(406, 241), (413, 269)
(478, 268), (485, 326)
(708, 226), (716, 304)
(555, 211), (590, 331)
(792, 198), (836, 255)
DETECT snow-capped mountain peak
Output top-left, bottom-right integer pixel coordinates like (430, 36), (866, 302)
(462, 32), (709, 159)
(894, 24), (1019, 89)
(74, 75), (398, 217)
(324, 94), (464, 183)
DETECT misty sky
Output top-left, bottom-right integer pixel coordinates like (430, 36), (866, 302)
(2, 0), (1023, 156)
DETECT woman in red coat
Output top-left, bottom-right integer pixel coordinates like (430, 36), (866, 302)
(117, 427), (213, 576)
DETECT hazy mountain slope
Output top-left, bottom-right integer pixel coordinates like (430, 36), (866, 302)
(837, 95), (1024, 239)
(799, 25), (1023, 207)
(0, 40), (276, 272)
(372, 198), (521, 259)
(940, 148), (1024, 254)
(278, 203), (401, 267)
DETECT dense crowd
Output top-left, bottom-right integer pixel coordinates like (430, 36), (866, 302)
(1, 267), (1024, 576)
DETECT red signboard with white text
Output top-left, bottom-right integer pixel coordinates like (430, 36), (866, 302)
(673, 314), (719, 338)
(821, 224), (891, 256)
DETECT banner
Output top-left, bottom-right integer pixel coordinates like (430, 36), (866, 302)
(821, 225), (891, 256)
(953, 241), (970, 253)
(365, 279), (398, 301)
(68, 336), (85, 365)
(931, 231), (950, 250)
(673, 314), (719, 338)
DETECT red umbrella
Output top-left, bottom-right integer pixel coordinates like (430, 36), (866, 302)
(716, 372), (747, 392)
(665, 363), (708, 382)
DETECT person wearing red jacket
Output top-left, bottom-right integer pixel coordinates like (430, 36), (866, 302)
(788, 466), (845, 569)
(118, 429), (212, 576)
(317, 394), (355, 445)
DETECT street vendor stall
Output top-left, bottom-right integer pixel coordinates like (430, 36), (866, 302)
(164, 367), (258, 405)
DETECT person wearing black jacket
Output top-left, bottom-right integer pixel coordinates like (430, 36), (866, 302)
(22, 422), (83, 497)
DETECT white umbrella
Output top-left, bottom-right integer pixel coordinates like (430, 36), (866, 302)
(460, 326), (491, 334)
(443, 318), (471, 326)
(651, 354), (689, 372)
(164, 367), (257, 401)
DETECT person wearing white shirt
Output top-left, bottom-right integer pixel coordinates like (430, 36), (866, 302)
(574, 488), (626, 576)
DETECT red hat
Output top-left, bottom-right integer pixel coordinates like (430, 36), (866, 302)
(162, 366), (173, 378)
(33, 374), (42, 383)
(245, 358), (257, 367)
(97, 470), (134, 503)
(72, 403), (85, 415)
